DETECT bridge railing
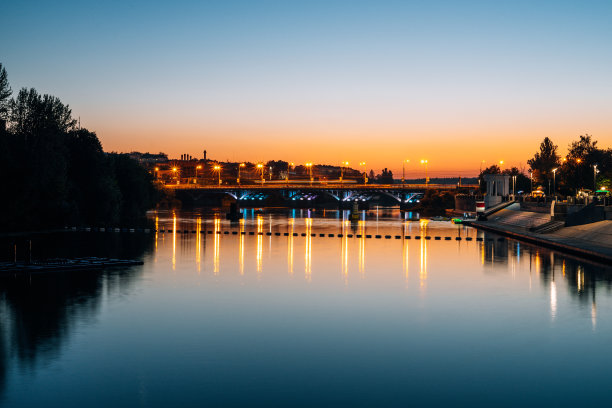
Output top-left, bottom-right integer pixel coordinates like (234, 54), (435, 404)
(163, 183), (479, 190)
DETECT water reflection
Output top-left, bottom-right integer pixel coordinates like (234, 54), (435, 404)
(2, 210), (612, 407)
(305, 217), (312, 282)
(0, 233), (151, 402)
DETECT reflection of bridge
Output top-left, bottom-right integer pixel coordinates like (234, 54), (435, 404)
(165, 183), (478, 205)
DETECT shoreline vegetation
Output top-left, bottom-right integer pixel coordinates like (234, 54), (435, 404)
(0, 63), (159, 232)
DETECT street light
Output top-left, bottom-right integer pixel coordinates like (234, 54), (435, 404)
(154, 167), (159, 180)
(593, 164), (599, 191)
(287, 162), (294, 184)
(340, 161), (349, 185)
(529, 171), (533, 193)
(359, 161), (367, 184)
(305, 162), (313, 184)
(237, 163), (245, 185)
(552, 168), (558, 199)
(402, 159), (410, 185)
(213, 165), (221, 186)
(512, 175), (517, 196)
(195, 165), (202, 184)
(172, 167), (179, 184)
(256, 163), (264, 183)
(420, 159), (429, 188)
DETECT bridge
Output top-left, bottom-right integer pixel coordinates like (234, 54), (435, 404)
(164, 183), (478, 205)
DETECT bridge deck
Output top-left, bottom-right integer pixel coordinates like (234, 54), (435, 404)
(164, 183), (478, 190)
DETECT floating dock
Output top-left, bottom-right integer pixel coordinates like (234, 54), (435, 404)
(0, 257), (143, 276)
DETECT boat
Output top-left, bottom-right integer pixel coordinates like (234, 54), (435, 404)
(430, 216), (451, 221)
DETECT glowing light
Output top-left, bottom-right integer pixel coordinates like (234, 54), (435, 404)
(214, 217), (220, 275)
(305, 217), (312, 282)
(256, 215), (263, 275)
(239, 218), (245, 275)
(172, 214), (177, 271)
(288, 218), (294, 275)
(196, 217), (201, 272)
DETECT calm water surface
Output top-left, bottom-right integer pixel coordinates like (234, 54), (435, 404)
(1, 209), (611, 407)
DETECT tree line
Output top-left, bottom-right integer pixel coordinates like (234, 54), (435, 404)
(0, 63), (158, 231)
(479, 135), (611, 196)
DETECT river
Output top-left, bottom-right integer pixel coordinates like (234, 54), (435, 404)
(1, 208), (611, 407)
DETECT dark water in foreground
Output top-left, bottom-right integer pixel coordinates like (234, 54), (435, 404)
(1, 208), (611, 407)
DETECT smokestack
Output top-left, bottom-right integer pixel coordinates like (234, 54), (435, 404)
(204, 150), (207, 160)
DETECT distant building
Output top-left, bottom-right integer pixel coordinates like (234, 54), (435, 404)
(484, 174), (510, 207)
(128, 151), (168, 164)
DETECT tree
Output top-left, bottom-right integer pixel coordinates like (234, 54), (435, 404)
(478, 164), (500, 192)
(555, 135), (612, 194)
(0, 63), (11, 125)
(376, 168), (394, 184)
(527, 137), (560, 185)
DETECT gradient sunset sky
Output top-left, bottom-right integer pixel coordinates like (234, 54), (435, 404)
(2, 0), (611, 176)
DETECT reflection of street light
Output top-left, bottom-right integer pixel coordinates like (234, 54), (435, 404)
(402, 159), (410, 185)
(237, 163), (245, 184)
(359, 161), (367, 184)
(420, 159), (429, 188)
(213, 165), (221, 186)
(305, 162), (313, 184)
(256, 163), (264, 183)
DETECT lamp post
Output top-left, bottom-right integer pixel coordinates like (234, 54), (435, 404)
(195, 165), (202, 184)
(287, 162), (294, 185)
(402, 159), (410, 186)
(552, 168), (558, 199)
(340, 161), (349, 185)
(256, 163), (264, 184)
(213, 165), (221, 186)
(305, 162), (313, 185)
(512, 175), (517, 196)
(154, 167), (159, 180)
(593, 164), (598, 191)
(420, 159), (428, 188)
(237, 163), (245, 185)
(172, 167), (179, 184)
(360, 162), (367, 184)
(529, 171), (533, 193)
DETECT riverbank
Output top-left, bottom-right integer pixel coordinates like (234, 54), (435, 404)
(467, 204), (612, 264)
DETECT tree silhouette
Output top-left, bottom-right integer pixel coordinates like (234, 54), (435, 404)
(527, 137), (560, 184)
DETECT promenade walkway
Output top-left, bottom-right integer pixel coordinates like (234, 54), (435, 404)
(470, 205), (612, 264)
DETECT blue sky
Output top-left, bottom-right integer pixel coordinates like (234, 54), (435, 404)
(2, 0), (611, 174)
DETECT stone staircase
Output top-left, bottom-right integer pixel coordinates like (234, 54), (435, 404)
(529, 220), (565, 234)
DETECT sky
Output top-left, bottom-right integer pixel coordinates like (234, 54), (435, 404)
(2, 0), (612, 176)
